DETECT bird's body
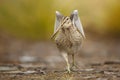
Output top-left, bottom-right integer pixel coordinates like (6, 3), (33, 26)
(55, 17), (83, 55)
(51, 10), (85, 73)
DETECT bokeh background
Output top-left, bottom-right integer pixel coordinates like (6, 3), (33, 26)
(0, 0), (120, 64)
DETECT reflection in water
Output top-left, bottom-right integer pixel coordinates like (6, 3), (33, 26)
(60, 74), (74, 80)
(65, 75), (73, 80)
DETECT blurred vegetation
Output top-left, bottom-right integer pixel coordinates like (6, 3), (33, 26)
(0, 0), (120, 40)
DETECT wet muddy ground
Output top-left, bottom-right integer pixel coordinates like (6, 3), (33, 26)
(0, 61), (120, 80)
(0, 37), (120, 80)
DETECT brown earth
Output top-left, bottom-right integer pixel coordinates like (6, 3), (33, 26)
(0, 36), (120, 80)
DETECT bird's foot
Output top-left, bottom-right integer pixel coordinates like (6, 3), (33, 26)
(70, 64), (80, 72)
(66, 68), (71, 73)
(62, 67), (71, 73)
(54, 68), (71, 73)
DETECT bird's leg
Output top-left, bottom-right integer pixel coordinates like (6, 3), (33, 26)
(62, 52), (71, 73)
(71, 54), (79, 71)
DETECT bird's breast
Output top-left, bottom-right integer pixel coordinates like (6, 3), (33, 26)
(55, 26), (83, 53)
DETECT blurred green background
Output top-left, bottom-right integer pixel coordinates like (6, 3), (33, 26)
(0, 0), (120, 40)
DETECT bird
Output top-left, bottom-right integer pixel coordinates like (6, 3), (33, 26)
(51, 10), (85, 73)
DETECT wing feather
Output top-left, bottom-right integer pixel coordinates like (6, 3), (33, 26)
(51, 11), (63, 39)
(71, 10), (85, 38)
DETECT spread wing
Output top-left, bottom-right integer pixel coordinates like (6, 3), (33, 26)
(51, 11), (63, 39)
(70, 10), (85, 38)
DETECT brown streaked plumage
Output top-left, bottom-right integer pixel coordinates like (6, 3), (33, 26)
(51, 10), (85, 73)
